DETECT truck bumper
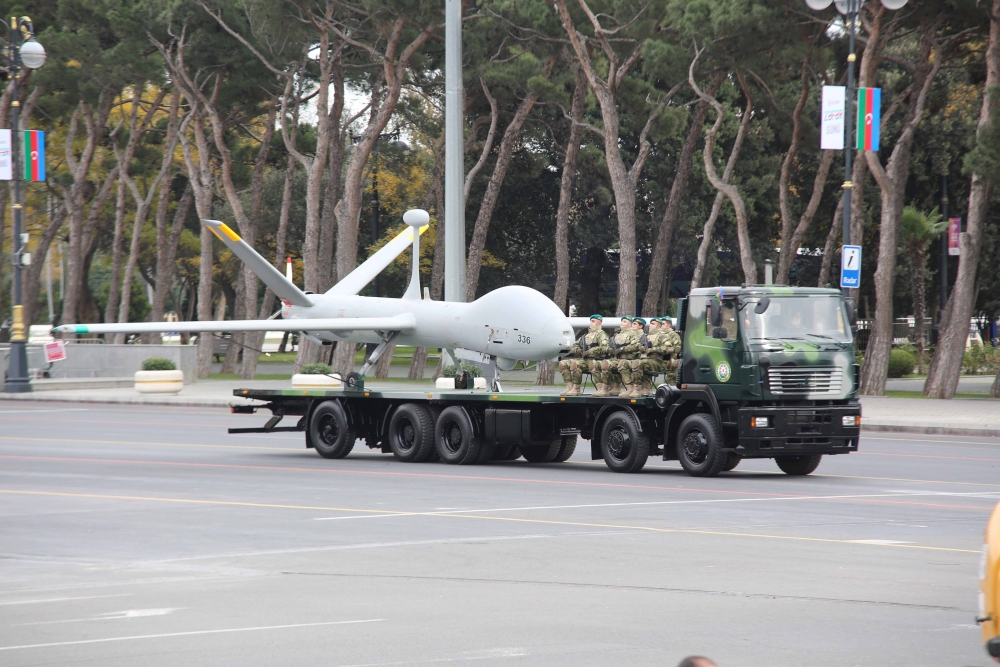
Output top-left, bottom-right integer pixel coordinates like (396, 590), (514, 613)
(735, 402), (861, 458)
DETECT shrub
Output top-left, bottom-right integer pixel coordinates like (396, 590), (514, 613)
(442, 363), (482, 378)
(141, 357), (176, 371)
(300, 363), (333, 375)
(962, 344), (1000, 375)
(886, 349), (915, 378)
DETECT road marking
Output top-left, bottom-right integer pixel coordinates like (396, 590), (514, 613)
(0, 594), (131, 606)
(14, 608), (181, 626)
(312, 490), (995, 520)
(850, 540), (914, 545)
(860, 451), (1000, 463)
(0, 619), (385, 652)
(333, 649), (528, 667)
(0, 489), (980, 554)
(0, 436), (298, 452)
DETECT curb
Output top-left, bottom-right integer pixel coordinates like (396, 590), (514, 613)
(862, 422), (1000, 438)
(0, 394), (260, 409)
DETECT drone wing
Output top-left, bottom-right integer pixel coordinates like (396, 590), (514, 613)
(52, 314), (417, 336)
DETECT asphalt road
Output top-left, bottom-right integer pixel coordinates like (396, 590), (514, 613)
(0, 401), (997, 667)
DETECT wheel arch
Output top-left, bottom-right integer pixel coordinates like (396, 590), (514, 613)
(664, 387), (721, 459)
(590, 404), (643, 460)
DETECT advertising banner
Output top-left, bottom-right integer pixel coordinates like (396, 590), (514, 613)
(821, 86), (845, 150)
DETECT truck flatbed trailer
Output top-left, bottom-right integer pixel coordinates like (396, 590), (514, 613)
(229, 383), (861, 477)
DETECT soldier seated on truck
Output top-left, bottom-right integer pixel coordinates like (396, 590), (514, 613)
(601, 316), (634, 397)
(558, 314), (609, 396)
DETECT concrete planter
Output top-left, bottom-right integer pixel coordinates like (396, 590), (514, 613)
(292, 373), (341, 389)
(134, 370), (184, 394)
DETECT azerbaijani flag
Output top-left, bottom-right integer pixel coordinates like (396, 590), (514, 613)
(22, 130), (45, 182)
(856, 87), (880, 151)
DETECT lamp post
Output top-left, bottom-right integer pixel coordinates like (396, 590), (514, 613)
(3, 16), (45, 394)
(805, 0), (907, 294)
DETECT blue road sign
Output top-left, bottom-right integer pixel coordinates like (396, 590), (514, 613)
(840, 245), (861, 289)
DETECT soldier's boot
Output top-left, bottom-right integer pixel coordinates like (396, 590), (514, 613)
(608, 379), (621, 395)
(618, 382), (632, 397)
(566, 383), (582, 396)
(640, 377), (653, 395)
(560, 382), (575, 396)
(592, 383), (609, 397)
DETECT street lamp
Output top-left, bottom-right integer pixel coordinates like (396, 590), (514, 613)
(3, 16), (45, 393)
(805, 0), (907, 293)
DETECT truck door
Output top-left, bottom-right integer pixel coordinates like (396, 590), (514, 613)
(688, 296), (742, 400)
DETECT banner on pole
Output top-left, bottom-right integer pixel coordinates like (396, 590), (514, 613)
(821, 86), (846, 150)
(948, 218), (961, 256)
(857, 88), (881, 151)
(23, 130), (45, 181)
(0, 129), (11, 181)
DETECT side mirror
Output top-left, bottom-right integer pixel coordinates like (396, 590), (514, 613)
(845, 298), (858, 332)
(754, 296), (770, 315)
(708, 301), (722, 328)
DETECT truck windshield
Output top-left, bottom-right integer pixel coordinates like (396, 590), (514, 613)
(741, 296), (851, 343)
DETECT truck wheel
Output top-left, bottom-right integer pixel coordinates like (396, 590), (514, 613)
(723, 452), (743, 472)
(601, 411), (649, 473)
(434, 406), (484, 465)
(492, 442), (515, 461)
(553, 435), (578, 462)
(310, 400), (356, 459)
(676, 413), (726, 477)
(388, 404), (435, 462)
(775, 454), (822, 476)
(504, 446), (522, 461)
(521, 440), (561, 463)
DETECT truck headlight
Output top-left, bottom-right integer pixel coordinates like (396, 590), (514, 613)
(751, 416), (769, 428)
(842, 415), (860, 427)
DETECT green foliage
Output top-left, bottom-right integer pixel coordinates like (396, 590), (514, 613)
(899, 206), (947, 251)
(887, 349), (916, 378)
(962, 344), (1000, 375)
(300, 363), (333, 375)
(141, 357), (176, 371)
(442, 363), (482, 378)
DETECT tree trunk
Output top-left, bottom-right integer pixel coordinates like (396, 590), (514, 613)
(22, 208), (66, 328)
(910, 251), (927, 373)
(690, 74), (754, 290)
(859, 24), (942, 396)
(817, 195), (844, 287)
(778, 151), (834, 284)
(642, 78), (721, 315)
(553, 62), (588, 314)
(465, 59), (555, 300)
(60, 93), (116, 325)
(150, 183), (193, 334)
(691, 67), (757, 285)
(928, 2), (1000, 398)
(318, 60), (346, 292)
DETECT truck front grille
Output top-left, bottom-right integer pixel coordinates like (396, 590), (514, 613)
(767, 367), (843, 396)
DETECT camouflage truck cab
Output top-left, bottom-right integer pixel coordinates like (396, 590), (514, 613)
(662, 285), (861, 476)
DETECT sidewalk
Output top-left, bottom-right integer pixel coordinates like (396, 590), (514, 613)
(1, 379), (998, 437)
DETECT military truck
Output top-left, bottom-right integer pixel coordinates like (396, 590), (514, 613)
(230, 285), (861, 477)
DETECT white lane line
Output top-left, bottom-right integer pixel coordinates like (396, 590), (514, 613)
(14, 608), (182, 626)
(0, 594), (131, 606)
(850, 540), (914, 545)
(312, 490), (968, 520)
(0, 408), (89, 414)
(334, 648), (528, 666)
(0, 618), (385, 652)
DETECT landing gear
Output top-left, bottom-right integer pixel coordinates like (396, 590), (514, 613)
(349, 331), (400, 390)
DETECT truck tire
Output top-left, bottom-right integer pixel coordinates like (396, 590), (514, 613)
(775, 454), (822, 476)
(521, 440), (561, 463)
(600, 411), (649, 473)
(553, 435), (578, 462)
(434, 406), (484, 465)
(503, 446), (522, 461)
(310, 400), (356, 459)
(723, 452), (743, 472)
(492, 442), (515, 461)
(676, 413), (727, 477)
(388, 404), (435, 462)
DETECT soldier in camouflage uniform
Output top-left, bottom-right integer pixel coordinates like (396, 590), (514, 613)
(600, 316), (633, 397)
(580, 315), (611, 396)
(641, 317), (680, 394)
(612, 317), (647, 398)
(558, 315), (609, 396)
